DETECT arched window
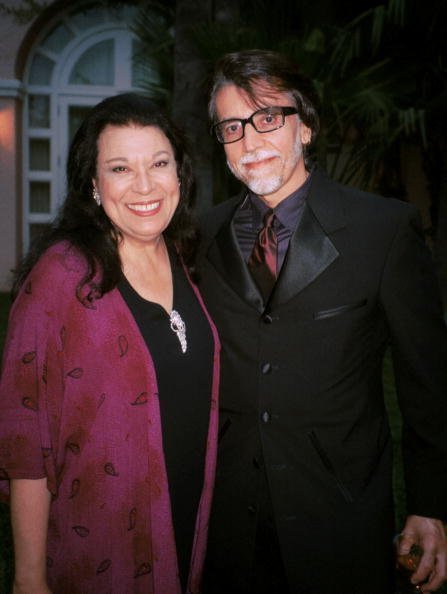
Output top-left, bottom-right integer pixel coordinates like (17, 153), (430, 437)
(23, 3), (151, 249)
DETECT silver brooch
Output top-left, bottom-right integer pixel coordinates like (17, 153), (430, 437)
(169, 309), (187, 353)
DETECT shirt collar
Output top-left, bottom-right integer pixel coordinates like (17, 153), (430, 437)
(245, 167), (314, 232)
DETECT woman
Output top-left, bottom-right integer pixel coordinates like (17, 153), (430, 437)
(0, 93), (220, 594)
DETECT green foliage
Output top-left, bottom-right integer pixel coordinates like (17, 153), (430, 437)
(0, 502), (13, 594)
(383, 351), (406, 529)
(187, 0), (436, 194)
(0, 0), (49, 24)
(0, 295), (12, 593)
(130, 1), (175, 108)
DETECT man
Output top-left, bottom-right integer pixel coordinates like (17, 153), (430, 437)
(198, 49), (447, 594)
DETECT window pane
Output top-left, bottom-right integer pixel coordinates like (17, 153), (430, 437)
(29, 95), (50, 128)
(29, 139), (50, 171)
(29, 182), (51, 213)
(41, 22), (74, 53)
(30, 223), (51, 242)
(29, 53), (55, 85)
(69, 105), (93, 144)
(69, 39), (114, 85)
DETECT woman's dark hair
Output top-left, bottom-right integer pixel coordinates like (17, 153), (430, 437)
(208, 49), (320, 143)
(13, 93), (198, 301)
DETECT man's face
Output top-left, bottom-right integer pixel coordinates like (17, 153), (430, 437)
(214, 83), (311, 208)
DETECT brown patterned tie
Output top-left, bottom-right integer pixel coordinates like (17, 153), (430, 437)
(248, 210), (278, 300)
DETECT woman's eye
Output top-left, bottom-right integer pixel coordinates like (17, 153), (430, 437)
(112, 166), (127, 173)
(154, 160), (169, 168)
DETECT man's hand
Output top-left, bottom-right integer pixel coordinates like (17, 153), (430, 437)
(399, 515), (447, 592)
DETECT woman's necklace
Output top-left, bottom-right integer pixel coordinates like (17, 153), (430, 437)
(169, 309), (187, 353)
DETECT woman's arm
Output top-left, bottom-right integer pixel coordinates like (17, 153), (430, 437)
(10, 478), (52, 594)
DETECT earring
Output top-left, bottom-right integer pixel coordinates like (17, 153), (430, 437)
(93, 188), (101, 206)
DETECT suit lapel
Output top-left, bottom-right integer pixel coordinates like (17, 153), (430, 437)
(269, 203), (339, 308)
(206, 169), (346, 311)
(269, 170), (346, 307)
(207, 203), (265, 312)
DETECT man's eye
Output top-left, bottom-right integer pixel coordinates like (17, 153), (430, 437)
(259, 111), (281, 126)
(224, 122), (240, 135)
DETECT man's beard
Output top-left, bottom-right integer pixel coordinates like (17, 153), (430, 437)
(227, 135), (303, 196)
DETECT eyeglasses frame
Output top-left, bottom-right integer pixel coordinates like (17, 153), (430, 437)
(211, 106), (299, 144)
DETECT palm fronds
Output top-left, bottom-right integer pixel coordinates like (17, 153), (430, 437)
(185, 0), (427, 193)
(130, 1), (175, 107)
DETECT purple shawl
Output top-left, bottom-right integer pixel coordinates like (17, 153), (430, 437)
(0, 242), (220, 594)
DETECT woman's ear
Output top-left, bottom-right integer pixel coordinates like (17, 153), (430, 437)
(92, 181), (101, 206)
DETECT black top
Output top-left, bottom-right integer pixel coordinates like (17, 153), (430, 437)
(119, 249), (213, 590)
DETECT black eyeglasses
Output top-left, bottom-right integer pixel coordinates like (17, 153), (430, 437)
(212, 106), (298, 144)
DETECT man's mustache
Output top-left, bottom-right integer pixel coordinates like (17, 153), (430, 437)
(238, 150), (281, 165)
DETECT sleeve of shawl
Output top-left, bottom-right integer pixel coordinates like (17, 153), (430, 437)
(0, 249), (71, 501)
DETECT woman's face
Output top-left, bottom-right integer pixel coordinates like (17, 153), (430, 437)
(93, 124), (180, 247)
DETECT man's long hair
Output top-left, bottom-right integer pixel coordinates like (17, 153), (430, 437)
(208, 49), (320, 144)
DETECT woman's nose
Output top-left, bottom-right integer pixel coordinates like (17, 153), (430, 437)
(132, 169), (153, 194)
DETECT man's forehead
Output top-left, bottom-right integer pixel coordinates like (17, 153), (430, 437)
(215, 82), (294, 115)
(249, 80), (292, 103)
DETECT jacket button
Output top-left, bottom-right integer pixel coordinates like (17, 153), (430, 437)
(263, 314), (273, 324)
(261, 363), (272, 374)
(261, 411), (270, 423)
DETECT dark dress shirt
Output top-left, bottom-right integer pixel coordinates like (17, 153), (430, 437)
(232, 169), (313, 274)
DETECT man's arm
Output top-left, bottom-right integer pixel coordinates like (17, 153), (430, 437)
(10, 478), (52, 594)
(379, 205), (447, 590)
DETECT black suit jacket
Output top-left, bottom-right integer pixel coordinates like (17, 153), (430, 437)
(198, 169), (447, 594)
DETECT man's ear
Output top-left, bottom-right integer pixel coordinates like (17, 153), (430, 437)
(300, 124), (312, 145)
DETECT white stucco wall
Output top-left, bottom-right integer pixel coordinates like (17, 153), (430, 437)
(0, 96), (20, 292)
(0, 3), (38, 291)
(0, 3), (31, 78)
